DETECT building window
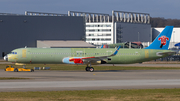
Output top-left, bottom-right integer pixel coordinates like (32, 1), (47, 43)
(94, 25), (98, 27)
(102, 29), (111, 32)
(101, 38), (111, 41)
(106, 34), (111, 36)
(86, 29), (111, 32)
(105, 38), (111, 41)
(88, 34), (94, 36)
(86, 25), (90, 27)
(97, 34), (102, 36)
(86, 38), (92, 41)
(86, 24), (111, 27)
(91, 29), (96, 32)
(101, 39), (105, 41)
(86, 25), (94, 27)
(106, 25), (111, 27)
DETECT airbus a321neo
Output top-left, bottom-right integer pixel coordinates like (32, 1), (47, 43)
(4, 26), (175, 72)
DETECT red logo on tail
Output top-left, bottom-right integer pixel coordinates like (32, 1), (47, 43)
(158, 36), (169, 45)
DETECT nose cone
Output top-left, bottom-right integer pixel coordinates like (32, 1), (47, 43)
(3, 55), (8, 61)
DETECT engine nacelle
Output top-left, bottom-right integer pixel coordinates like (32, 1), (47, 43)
(96, 60), (107, 64)
(69, 58), (83, 64)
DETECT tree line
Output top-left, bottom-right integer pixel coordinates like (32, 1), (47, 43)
(151, 17), (180, 27)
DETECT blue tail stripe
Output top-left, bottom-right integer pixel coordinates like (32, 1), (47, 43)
(145, 26), (173, 50)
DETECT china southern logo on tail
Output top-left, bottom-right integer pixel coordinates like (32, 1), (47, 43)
(158, 35), (169, 48)
(158, 35), (169, 45)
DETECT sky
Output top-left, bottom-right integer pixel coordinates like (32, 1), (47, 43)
(0, 0), (180, 19)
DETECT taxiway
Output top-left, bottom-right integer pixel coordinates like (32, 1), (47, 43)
(0, 69), (180, 92)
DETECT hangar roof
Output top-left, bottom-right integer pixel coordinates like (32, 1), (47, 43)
(37, 40), (96, 48)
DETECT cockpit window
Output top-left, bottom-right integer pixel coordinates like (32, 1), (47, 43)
(10, 52), (17, 54)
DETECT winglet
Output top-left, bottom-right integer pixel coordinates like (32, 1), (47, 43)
(111, 46), (121, 56)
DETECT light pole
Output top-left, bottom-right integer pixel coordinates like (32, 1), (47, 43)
(173, 31), (175, 42)
(138, 32), (140, 42)
(173, 31), (175, 48)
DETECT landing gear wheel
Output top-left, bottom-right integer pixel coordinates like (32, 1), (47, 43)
(31, 69), (34, 72)
(14, 68), (18, 72)
(85, 67), (90, 71)
(89, 67), (94, 72)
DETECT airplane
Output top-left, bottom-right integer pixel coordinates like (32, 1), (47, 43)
(4, 26), (175, 72)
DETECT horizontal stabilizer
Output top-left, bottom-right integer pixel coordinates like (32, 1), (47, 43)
(157, 51), (176, 56)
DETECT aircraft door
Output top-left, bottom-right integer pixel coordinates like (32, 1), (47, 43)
(21, 49), (31, 63)
(76, 51), (83, 57)
(145, 50), (149, 58)
(22, 49), (26, 58)
(106, 51), (112, 55)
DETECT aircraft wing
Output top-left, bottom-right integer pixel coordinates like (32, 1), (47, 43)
(67, 46), (120, 64)
(81, 46), (120, 62)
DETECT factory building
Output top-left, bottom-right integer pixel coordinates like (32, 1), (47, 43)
(68, 11), (151, 46)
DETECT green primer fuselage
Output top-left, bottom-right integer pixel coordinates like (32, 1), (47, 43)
(8, 48), (173, 64)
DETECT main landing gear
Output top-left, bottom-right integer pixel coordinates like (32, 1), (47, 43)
(85, 67), (94, 72)
(85, 64), (94, 72)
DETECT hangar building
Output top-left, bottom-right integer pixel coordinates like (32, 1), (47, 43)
(0, 12), (85, 57)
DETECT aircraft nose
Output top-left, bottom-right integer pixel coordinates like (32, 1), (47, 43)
(3, 55), (8, 61)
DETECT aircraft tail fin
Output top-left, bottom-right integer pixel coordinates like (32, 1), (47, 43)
(145, 26), (174, 50)
(100, 45), (104, 48)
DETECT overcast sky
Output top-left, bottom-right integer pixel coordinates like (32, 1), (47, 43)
(0, 0), (180, 19)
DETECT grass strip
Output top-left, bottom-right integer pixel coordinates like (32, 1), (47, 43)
(0, 89), (180, 101)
